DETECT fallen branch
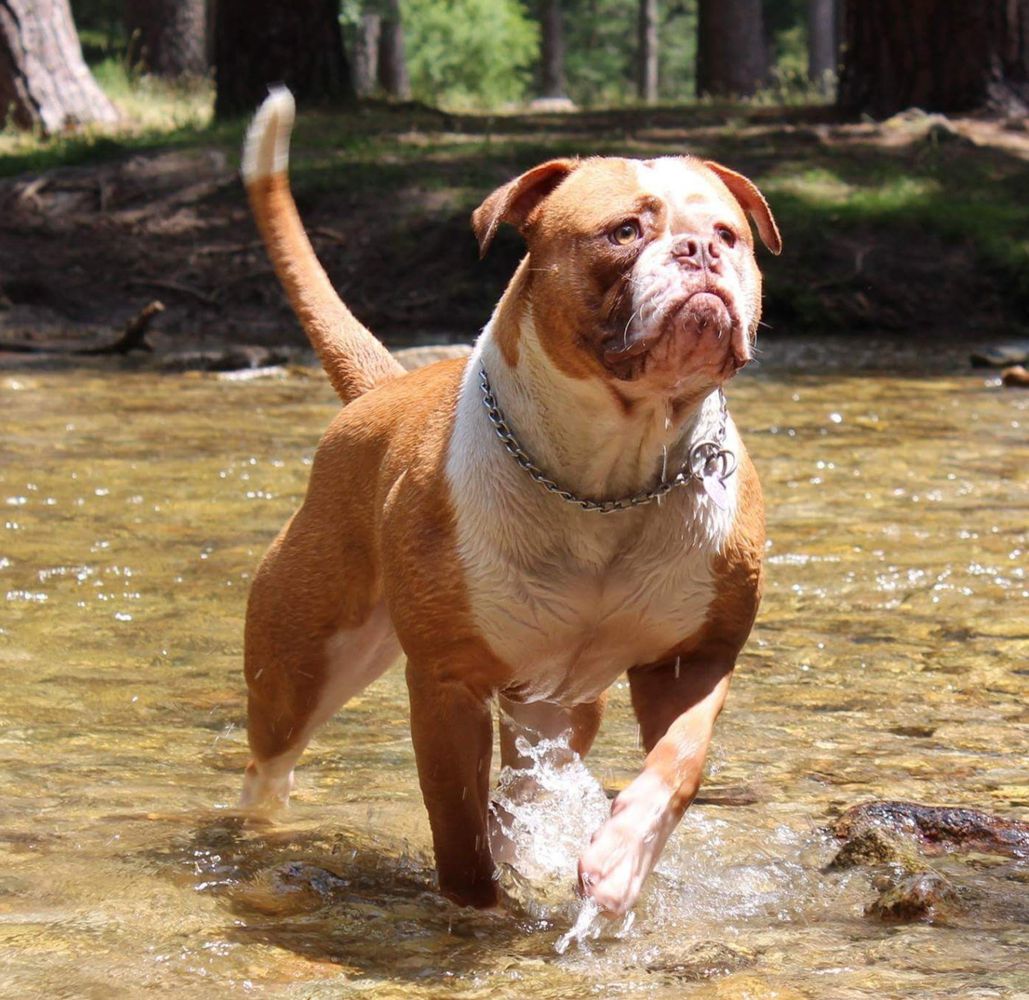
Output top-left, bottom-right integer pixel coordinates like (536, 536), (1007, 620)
(0, 300), (164, 356)
(79, 300), (165, 355)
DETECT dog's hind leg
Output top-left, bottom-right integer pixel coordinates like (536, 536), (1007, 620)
(241, 598), (401, 810)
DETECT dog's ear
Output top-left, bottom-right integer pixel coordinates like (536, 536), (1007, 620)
(703, 161), (782, 256)
(471, 159), (579, 257)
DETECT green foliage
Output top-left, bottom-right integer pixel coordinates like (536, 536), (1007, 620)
(401, 0), (540, 109)
(562, 0), (696, 106)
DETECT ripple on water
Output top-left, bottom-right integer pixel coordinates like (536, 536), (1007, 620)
(0, 357), (1025, 997)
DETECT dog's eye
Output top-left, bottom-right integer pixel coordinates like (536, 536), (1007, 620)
(610, 221), (641, 246)
(716, 226), (737, 247)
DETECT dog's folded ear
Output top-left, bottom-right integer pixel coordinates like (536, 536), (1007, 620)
(703, 161), (783, 256)
(472, 159), (579, 257)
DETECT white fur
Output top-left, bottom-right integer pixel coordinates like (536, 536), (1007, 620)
(240, 602), (399, 809)
(242, 86), (296, 184)
(446, 325), (739, 706)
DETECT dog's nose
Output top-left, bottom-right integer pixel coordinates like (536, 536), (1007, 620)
(672, 234), (722, 273)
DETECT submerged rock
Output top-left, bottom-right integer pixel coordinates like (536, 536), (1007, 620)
(645, 941), (755, 981)
(826, 825), (922, 872)
(833, 801), (1029, 859)
(865, 870), (962, 924)
(233, 861), (351, 915)
(829, 800), (1027, 926)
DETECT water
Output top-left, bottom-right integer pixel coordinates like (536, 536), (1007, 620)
(1, 338), (1026, 998)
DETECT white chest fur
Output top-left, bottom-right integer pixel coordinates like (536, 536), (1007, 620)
(445, 337), (740, 705)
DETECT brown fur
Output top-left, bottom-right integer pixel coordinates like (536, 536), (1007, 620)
(242, 144), (778, 912)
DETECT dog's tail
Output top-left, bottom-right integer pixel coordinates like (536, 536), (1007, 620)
(242, 87), (403, 405)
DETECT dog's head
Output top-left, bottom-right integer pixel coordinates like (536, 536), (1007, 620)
(473, 156), (780, 402)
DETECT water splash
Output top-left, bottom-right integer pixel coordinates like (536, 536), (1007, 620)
(491, 734), (611, 888)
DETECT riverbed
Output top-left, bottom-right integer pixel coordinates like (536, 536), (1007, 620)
(0, 337), (1025, 998)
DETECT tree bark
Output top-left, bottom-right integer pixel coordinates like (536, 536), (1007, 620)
(838, 0), (1029, 117)
(696, 0), (767, 98)
(214, 0), (353, 118)
(637, 0), (658, 104)
(0, 0), (119, 133)
(539, 0), (566, 98)
(353, 12), (381, 97)
(125, 0), (207, 79)
(377, 0), (410, 99)
(807, 0), (839, 90)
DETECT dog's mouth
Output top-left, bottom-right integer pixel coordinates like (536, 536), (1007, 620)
(601, 288), (747, 380)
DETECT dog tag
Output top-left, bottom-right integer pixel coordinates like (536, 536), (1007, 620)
(702, 474), (729, 510)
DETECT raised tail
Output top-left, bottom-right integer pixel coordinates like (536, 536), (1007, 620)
(242, 87), (403, 404)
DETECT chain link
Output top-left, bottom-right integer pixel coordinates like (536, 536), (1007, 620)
(479, 366), (737, 514)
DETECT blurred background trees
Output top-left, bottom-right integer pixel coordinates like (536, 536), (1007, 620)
(2, 0), (1027, 131)
(0, 0), (119, 131)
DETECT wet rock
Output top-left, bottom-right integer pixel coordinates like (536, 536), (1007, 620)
(392, 344), (472, 371)
(1001, 364), (1029, 388)
(865, 869), (962, 924)
(233, 861), (351, 915)
(827, 825), (923, 872)
(645, 941), (755, 981)
(969, 342), (1029, 367)
(833, 800), (1029, 859)
(158, 345), (297, 372)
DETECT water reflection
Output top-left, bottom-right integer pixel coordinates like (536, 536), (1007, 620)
(0, 338), (1025, 997)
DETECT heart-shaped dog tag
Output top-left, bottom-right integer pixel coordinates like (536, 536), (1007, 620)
(702, 474), (729, 510)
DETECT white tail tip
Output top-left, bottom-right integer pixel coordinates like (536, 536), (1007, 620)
(242, 86), (296, 184)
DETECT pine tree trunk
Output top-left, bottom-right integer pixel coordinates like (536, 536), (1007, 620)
(124, 0), (207, 79)
(838, 0), (1029, 117)
(696, 0), (767, 98)
(637, 0), (658, 104)
(540, 0), (566, 98)
(214, 0), (353, 118)
(378, 0), (410, 99)
(0, 0), (119, 133)
(807, 0), (838, 91)
(353, 13), (380, 97)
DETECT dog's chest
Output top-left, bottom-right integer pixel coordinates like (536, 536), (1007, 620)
(449, 485), (726, 703)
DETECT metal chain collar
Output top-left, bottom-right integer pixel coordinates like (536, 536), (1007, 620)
(479, 366), (737, 514)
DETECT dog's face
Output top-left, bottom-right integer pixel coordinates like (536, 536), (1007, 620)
(473, 156), (781, 403)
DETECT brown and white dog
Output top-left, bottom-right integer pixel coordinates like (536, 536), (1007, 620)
(238, 88), (780, 917)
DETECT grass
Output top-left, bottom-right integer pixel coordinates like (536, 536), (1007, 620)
(2, 69), (1027, 335)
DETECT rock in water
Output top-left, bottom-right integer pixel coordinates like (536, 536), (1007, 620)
(865, 870), (962, 924)
(833, 800), (1029, 858)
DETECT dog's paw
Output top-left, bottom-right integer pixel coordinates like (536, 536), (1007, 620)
(577, 771), (677, 916)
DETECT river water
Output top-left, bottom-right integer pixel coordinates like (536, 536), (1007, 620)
(0, 338), (1025, 999)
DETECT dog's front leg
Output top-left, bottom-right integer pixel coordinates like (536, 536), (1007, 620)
(406, 659), (498, 907)
(578, 654), (734, 915)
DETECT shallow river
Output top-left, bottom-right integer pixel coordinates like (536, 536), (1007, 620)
(1, 338), (1025, 999)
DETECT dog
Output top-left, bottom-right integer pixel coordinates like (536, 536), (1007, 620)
(238, 87), (781, 917)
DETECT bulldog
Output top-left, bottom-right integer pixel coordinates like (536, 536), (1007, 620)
(238, 87), (781, 916)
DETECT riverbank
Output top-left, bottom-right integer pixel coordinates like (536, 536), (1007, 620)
(2, 102), (1027, 359)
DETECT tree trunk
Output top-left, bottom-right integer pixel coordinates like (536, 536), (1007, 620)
(838, 0), (1029, 117)
(214, 0), (353, 118)
(637, 0), (658, 104)
(125, 0), (207, 79)
(378, 0), (410, 99)
(807, 0), (839, 90)
(539, 0), (566, 98)
(696, 0), (767, 98)
(0, 0), (119, 133)
(353, 12), (381, 97)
